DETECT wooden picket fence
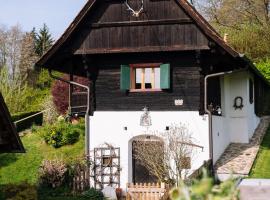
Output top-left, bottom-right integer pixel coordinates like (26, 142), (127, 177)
(72, 168), (90, 192)
(126, 183), (166, 200)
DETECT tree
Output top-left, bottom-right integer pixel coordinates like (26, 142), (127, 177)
(0, 25), (8, 69)
(0, 66), (31, 114)
(19, 32), (39, 82)
(7, 25), (23, 79)
(195, 0), (270, 61)
(198, 0), (270, 28)
(133, 124), (197, 186)
(35, 24), (54, 56)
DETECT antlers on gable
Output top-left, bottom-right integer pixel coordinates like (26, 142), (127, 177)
(125, 0), (144, 17)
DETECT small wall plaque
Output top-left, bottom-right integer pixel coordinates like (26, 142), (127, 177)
(175, 99), (184, 106)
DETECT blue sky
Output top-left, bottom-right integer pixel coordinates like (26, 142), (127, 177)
(0, 0), (87, 39)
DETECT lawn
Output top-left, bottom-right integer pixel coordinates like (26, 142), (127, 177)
(250, 125), (270, 178)
(0, 130), (84, 185)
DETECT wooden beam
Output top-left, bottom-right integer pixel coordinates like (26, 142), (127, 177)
(90, 19), (193, 28)
(75, 45), (210, 55)
(141, 68), (145, 90)
(151, 68), (155, 89)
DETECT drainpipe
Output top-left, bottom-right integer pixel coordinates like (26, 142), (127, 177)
(49, 70), (91, 161)
(204, 68), (248, 175)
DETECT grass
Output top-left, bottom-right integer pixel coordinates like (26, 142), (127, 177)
(0, 129), (84, 185)
(250, 125), (270, 178)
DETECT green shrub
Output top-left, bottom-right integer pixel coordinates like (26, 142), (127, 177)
(40, 120), (84, 148)
(1, 182), (37, 200)
(12, 111), (43, 132)
(81, 188), (104, 200)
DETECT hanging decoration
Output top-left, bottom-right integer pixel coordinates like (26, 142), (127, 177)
(125, 0), (144, 17)
(140, 106), (152, 127)
(233, 96), (244, 110)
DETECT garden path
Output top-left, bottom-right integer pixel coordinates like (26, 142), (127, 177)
(215, 116), (270, 180)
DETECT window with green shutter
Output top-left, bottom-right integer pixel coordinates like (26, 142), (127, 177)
(120, 63), (170, 92)
(160, 63), (170, 89)
(120, 65), (130, 90)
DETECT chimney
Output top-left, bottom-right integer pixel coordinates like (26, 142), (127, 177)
(224, 33), (229, 43)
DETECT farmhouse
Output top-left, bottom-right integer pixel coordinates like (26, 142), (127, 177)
(0, 92), (24, 153)
(37, 0), (270, 189)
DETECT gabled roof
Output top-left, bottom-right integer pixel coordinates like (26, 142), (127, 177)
(36, 0), (240, 67)
(0, 93), (25, 153)
(36, 0), (269, 85)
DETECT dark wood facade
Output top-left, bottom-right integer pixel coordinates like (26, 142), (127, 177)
(37, 0), (270, 115)
(73, 0), (209, 54)
(95, 54), (201, 111)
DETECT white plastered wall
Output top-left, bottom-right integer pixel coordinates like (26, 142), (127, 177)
(90, 111), (209, 189)
(212, 71), (260, 163)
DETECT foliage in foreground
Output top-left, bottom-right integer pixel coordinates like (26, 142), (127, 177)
(1, 182), (37, 200)
(0, 183), (104, 200)
(81, 188), (104, 200)
(170, 171), (239, 200)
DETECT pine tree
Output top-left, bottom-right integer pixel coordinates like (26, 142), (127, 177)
(35, 24), (54, 56)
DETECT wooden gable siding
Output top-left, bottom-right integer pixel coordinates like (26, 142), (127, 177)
(72, 0), (209, 54)
(94, 54), (201, 111)
(0, 93), (24, 153)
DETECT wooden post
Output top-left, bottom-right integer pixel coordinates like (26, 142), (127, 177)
(151, 68), (155, 89)
(141, 68), (145, 90)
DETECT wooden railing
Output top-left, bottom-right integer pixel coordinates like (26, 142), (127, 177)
(126, 183), (166, 200)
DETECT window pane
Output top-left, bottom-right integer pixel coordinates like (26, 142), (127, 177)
(136, 68), (142, 89)
(145, 68), (152, 89)
(155, 68), (160, 89)
(145, 68), (151, 83)
(136, 68), (141, 83)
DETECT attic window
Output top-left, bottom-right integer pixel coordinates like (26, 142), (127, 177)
(120, 63), (170, 92)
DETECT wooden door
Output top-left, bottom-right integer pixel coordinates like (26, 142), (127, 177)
(132, 140), (162, 183)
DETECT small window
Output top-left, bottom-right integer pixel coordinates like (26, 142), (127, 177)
(120, 63), (170, 91)
(249, 79), (254, 104)
(131, 64), (161, 91)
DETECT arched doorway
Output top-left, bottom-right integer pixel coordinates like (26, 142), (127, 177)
(130, 135), (164, 183)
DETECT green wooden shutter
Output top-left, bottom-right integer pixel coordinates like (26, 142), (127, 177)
(120, 65), (130, 90)
(160, 63), (170, 89)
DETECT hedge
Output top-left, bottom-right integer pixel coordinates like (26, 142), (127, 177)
(12, 111), (43, 132)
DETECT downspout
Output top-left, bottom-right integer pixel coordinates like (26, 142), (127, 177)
(204, 68), (248, 175)
(49, 70), (91, 161)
